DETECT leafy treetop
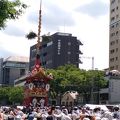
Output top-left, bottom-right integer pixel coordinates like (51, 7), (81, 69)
(0, 0), (27, 29)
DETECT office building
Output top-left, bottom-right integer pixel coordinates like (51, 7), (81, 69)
(109, 0), (120, 71)
(0, 56), (29, 86)
(29, 32), (83, 70)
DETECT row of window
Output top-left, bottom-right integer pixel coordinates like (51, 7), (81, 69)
(110, 48), (118, 54)
(110, 57), (118, 62)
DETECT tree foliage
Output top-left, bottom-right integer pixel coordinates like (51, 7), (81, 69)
(47, 64), (107, 103)
(0, 86), (23, 105)
(26, 31), (37, 39)
(0, 0), (27, 29)
(8, 87), (24, 104)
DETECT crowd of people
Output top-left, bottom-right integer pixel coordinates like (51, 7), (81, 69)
(0, 105), (120, 120)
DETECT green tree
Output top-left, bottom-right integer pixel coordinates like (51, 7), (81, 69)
(8, 86), (24, 104)
(0, 0), (27, 29)
(0, 86), (24, 105)
(0, 87), (9, 102)
(48, 64), (84, 99)
(47, 64), (107, 103)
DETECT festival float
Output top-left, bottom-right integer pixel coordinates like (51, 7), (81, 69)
(23, 0), (53, 107)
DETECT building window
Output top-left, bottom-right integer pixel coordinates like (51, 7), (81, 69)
(111, 8), (115, 13)
(110, 49), (115, 54)
(110, 32), (115, 37)
(116, 57), (118, 61)
(67, 61), (70, 64)
(110, 58), (114, 62)
(110, 41), (115, 45)
(68, 51), (71, 54)
(110, 25), (115, 29)
(111, 17), (115, 22)
(116, 48), (118, 52)
(20, 69), (25, 76)
(68, 42), (71, 46)
(116, 39), (118, 44)
(116, 6), (119, 10)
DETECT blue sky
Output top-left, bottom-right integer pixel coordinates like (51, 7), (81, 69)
(0, 0), (109, 70)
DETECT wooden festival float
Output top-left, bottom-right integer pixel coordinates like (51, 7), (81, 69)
(23, 0), (53, 107)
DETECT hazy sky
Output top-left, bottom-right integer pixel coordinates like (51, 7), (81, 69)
(0, 0), (109, 70)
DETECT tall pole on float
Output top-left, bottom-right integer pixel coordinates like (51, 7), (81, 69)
(36, 0), (42, 56)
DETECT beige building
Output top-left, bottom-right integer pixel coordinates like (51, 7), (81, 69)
(109, 0), (120, 71)
(61, 91), (80, 107)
